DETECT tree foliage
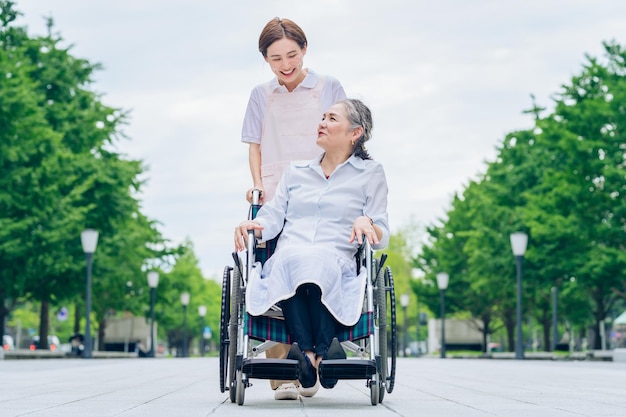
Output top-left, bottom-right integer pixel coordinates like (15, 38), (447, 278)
(415, 41), (626, 352)
(0, 1), (177, 347)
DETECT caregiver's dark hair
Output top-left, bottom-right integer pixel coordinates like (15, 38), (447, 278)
(258, 17), (308, 57)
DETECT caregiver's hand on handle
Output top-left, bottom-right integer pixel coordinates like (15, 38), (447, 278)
(246, 186), (264, 204)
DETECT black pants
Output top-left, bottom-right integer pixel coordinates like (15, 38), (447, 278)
(281, 283), (338, 357)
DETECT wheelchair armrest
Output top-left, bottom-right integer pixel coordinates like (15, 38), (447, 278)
(355, 239), (372, 275)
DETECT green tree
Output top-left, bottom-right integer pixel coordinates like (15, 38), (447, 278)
(522, 42), (626, 348)
(414, 185), (514, 353)
(0, 2), (85, 342)
(0, 1), (171, 348)
(415, 41), (626, 354)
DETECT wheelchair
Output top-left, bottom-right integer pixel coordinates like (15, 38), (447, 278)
(219, 190), (397, 406)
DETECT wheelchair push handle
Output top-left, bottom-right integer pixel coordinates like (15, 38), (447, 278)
(246, 189), (262, 256)
(250, 188), (262, 206)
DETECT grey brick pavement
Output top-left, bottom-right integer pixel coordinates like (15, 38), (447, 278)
(1, 357), (624, 416)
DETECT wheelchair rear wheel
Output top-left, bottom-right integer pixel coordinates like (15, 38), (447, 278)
(384, 265), (397, 394)
(374, 262), (397, 400)
(219, 266), (232, 394)
(228, 265), (243, 403)
(374, 259), (387, 403)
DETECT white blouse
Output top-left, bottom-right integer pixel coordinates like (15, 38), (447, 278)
(245, 154), (389, 326)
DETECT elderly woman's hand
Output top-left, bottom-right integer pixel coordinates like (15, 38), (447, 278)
(234, 220), (264, 252)
(350, 216), (380, 246)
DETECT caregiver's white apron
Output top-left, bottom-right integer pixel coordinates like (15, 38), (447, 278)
(260, 78), (325, 201)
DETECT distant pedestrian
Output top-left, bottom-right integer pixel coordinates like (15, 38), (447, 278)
(135, 340), (147, 357)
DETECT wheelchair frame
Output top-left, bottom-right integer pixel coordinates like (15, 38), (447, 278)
(219, 191), (397, 406)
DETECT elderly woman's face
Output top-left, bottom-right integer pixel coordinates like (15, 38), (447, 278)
(316, 103), (354, 152)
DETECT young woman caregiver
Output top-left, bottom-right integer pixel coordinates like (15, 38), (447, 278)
(240, 17), (347, 400)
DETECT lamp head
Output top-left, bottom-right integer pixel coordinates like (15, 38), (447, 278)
(198, 305), (207, 317)
(510, 232), (528, 256)
(436, 272), (449, 290)
(400, 294), (410, 308)
(147, 271), (159, 288)
(81, 229), (99, 254)
(180, 292), (190, 306)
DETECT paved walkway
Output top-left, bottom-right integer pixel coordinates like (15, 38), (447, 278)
(1, 357), (625, 416)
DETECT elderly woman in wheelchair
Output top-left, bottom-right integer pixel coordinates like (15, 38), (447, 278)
(231, 98), (393, 404)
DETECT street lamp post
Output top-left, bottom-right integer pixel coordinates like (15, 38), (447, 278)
(400, 294), (410, 357)
(147, 271), (159, 358)
(198, 305), (207, 357)
(411, 269), (422, 356)
(436, 272), (449, 359)
(80, 229), (99, 359)
(180, 292), (190, 357)
(552, 286), (558, 352)
(415, 302), (421, 357)
(510, 232), (528, 360)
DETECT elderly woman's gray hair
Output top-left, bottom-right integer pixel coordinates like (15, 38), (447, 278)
(339, 98), (373, 160)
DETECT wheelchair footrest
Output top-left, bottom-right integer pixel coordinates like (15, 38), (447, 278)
(318, 359), (377, 380)
(241, 358), (299, 381)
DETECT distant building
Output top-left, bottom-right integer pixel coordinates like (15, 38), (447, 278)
(104, 316), (154, 353)
(428, 318), (484, 352)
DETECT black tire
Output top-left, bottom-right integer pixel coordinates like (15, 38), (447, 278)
(219, 266), (232, 393)
(228, 265), (243, 403)
(385, 266), (397, 394)
(374, 259), (387, 402)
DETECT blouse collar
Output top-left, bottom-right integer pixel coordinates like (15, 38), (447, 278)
(295, 154), (367, 174)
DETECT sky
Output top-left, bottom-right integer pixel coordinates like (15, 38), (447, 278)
(13, 0), (626, 279)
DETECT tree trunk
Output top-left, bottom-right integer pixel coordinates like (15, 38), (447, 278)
(38, 299), (50, 349)
(592, 321), (602, 350)
(481, 324), (489, 353)
(537, 302), (550, 351)
(591, 289), (609, 350)
(0, 287), (6, 341)
(542, 319), (551, 352)
(501, 308), (515, 352)
(74, 302), (81, 334)
(479, 314), (492, 353)
(98, 317), (107, 351)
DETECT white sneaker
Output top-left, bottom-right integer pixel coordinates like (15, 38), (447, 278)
(299, 379), (320, 397)
(274, 383), (299, 400)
